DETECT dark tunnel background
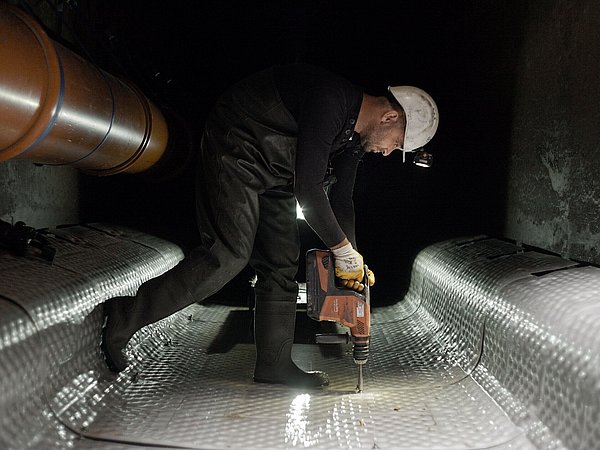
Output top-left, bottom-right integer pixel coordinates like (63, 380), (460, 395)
(74, 0), (522, 304)
(2, 0), (598, 304)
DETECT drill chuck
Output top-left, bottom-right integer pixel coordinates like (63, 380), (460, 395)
(353, 341), (369, 393)
(353, 342), (369, 364)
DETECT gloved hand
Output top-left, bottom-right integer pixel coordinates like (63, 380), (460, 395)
(338, 269), (375, 293)
(331, 242), (364, 281)
(366, 269), (375, 287)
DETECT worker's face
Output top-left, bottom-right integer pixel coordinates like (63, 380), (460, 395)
(361, 110), (405, 156)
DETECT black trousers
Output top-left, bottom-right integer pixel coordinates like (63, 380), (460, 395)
(132, 68), (301, 328)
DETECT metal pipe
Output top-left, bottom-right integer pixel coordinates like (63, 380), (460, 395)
(0, 4), (168, 175)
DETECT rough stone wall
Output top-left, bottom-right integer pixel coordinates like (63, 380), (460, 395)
(0, 161), (79, 228)
(505, 0), (600, 264)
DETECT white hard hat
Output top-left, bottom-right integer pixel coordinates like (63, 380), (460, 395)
(388, 85), (439, 152)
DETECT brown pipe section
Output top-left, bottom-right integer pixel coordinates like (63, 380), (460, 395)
(0, 4), (168, 175)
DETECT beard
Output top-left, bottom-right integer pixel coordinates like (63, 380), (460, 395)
(360, 122), (391, 153)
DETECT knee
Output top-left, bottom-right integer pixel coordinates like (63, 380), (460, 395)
(187, 242), (251, 279)
(254, 272), (299, 299)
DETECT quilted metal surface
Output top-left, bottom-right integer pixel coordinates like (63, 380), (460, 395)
(0, 297), (131, 449)
(2, 232), (598, 449)
(0, 299), (46, 448)
(480, 266), (600, 450)
(63, 303), (529, 449)
(0, 224), (183, 449)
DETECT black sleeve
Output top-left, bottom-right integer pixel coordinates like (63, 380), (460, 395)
(294, 88), (348, 248)
(328, 150), (363, 249)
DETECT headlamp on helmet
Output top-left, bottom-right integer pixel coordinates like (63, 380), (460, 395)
(388, 85), (439, 166)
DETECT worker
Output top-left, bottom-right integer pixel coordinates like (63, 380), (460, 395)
(101, 63), (439, 388)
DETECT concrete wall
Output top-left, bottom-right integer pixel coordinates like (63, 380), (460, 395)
(0, 161), (79, 228)
(504, 0), (600, 264)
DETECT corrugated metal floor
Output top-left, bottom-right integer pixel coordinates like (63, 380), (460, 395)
(55, 300), (534, 449)
(5, 227), (595, 449)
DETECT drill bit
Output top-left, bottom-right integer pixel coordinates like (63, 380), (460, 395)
(356, 363), (364, 393)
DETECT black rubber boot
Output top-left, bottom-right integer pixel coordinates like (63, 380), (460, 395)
(101, 296), (141, 372)
(253, 300), (329, 388)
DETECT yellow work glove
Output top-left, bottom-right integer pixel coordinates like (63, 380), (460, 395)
(367, 269), (375, 287)
(338, 269), (375, 293)
(331, 243), (376, 293)
(332, 242), (364, 281)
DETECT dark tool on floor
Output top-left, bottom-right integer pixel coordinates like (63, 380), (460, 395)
(306, 249), (370, 392)
(0, 219), (56, 262)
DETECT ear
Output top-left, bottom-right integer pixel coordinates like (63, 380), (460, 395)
(381, 110), (399, 124)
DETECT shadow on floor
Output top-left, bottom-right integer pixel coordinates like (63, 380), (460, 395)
(204, 305), (347, 360)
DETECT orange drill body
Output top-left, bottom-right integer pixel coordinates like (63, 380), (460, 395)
(306, 249), (371, 378)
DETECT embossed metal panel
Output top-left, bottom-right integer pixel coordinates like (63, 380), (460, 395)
(2, 233), (598, 449)
(49, 302), (530, 449)
(0, 224), (183, 449)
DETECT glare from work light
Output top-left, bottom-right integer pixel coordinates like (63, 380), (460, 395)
(413, 150), (433, 168)
(285, 394), (316, 446)
(296, 201), (306, 220)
